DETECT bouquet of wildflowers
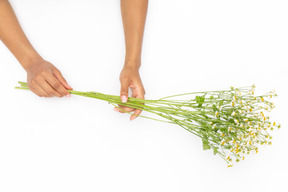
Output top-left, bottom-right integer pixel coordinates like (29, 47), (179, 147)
(16, 82), (280, 167)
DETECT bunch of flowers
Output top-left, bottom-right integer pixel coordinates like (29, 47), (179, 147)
(16, 81), (280, 167)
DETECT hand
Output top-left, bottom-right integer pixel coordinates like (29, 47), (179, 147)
(25, 59), (73, 97)
(114, 66), (145, 120)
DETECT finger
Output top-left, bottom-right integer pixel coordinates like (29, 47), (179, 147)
(33, 83), (50, 97)
(29, 81), (46, 97)
(46, 73), (70, 97)
(130, 85), (145, 120)
(120, 79), (129, 103)
(53, 69), (73, 90)
(131, 84), (145, 101)
(29, 86), (43, 97)
(117, 86), (136, 112)
(38, 80), (62, 97)
(130, 109), (142, 121)
(114, 106), (135, 113)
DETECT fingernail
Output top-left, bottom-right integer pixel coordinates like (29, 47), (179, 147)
(121, 95), (127, 103)
(130, 116), (137, 121)
(65, 94), (71, 98)
(114, 108), (120, 112)
(67, 84), (73, 90)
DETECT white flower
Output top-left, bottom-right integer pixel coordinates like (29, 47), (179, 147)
(228, 127), (232, 132)
(234, 119), (239, 124)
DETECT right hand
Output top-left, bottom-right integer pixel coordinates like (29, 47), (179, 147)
(25, 59), (73, 97)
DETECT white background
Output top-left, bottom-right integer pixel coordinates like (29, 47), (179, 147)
(1, 0), (288, 191)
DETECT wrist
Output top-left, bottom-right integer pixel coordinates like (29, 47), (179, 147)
(21, 54), (43, 71)
(124, 58), (141, 70)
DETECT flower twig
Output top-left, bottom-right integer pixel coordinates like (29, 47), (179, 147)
(15, 81), (280, 167)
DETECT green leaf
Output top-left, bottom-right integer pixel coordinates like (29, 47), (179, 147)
(219, 100), (224, 106)
(196, 95), (205, 108)
(212, 104), (218, 112)
(229, 119), (234, 123)
(213, 147), (218, 155)
(196, 96), (200, 103)
(220, 128), (226, 132)
(201, 96), (205, 103)
(202, 139), (211, 150)
(224, 145), (232, 150)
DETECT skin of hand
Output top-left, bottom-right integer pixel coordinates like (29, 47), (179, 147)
(115, 65), (145, 120)
(117, 0), (148, 120)
(25, 59), (72, 97)
(0, 0), (72, 97)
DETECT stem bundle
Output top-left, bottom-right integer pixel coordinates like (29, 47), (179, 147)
(15, 81), (280, 167)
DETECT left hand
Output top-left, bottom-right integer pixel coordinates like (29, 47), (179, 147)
(114, 65), (145, 120)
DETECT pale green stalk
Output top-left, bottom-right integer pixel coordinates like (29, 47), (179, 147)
(15, 81), (280, 167)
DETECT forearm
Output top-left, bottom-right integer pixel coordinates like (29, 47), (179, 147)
(121, 0), (148, 69)
(0, 0), (41, 70)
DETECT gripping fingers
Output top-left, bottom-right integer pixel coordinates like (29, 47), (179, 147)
(38, 80), (62, 97)
(46, 74), (70, 97)
(29, 86), (43, 97)
(53, 69), (73, 90)
(33, 83), (51, 97)
(114, 105), (135, 113)
(130, 86), (145, 120)
(130, 108), (142, 121)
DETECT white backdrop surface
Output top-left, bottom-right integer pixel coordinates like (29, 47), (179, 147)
(0, 0), (288, 192)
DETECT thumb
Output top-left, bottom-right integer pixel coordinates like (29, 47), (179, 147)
(120, 79), (129, 103)
(53, 69), (73, 90)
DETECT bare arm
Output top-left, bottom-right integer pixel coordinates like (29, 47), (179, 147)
(0, 0), (72, 97)
(115, 0), (148, 120)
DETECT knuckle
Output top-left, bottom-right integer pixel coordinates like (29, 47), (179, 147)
(121, 88), (128, 94)
(29, 82), (37, 89)
(34, 74), (42, 81)
(53, 69), (61, 76)
(40, 70), (48, 76)
(121, 90), (128, 94)
(52, 68), (59, 73)
(53, 82), (60, 89)
(30, 79), (37, 85)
